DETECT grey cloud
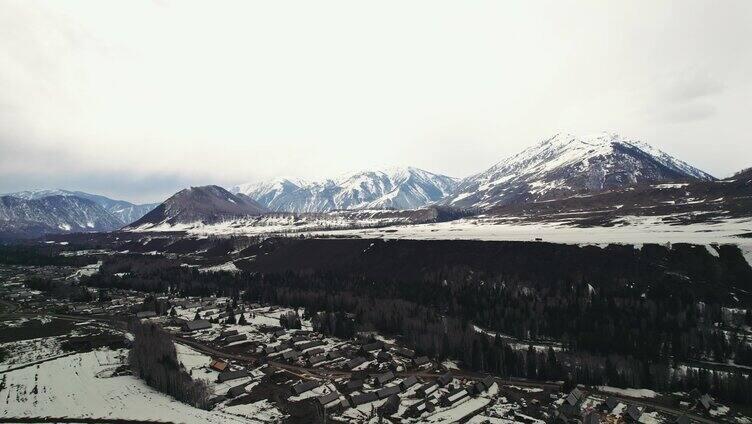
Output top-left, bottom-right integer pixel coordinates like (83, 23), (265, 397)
(657, 70), (725, 103)
(1, 1), (750, 188)
(0, 168), (202, 204)
(647, 69), (725, 124)
(0, 138), (203, 203)
(659, 102), (718, 124)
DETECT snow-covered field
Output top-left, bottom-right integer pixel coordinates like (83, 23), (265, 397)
(0, 348), (279, 423)
(68, 260), (102, 280)
(127, 210), (422, 234)
(0, 335), (66, 372)
(473, 324), (563, 352)
(199, 261), (241, 273)
(306, 215), (752, 248)
(125, 213), (752, 263)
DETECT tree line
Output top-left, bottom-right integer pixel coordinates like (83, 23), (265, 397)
(128, 321), (210, 408)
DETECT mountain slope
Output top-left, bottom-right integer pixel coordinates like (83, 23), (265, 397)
(484, 165), (752, 225)
(127, 185), (268, 229)
(232, 178), (310, 211)
(0, 195), (123, 239)
(446, 132), (715, 209)
(232, 167), (458, 212)
(6, 189), (158, 225)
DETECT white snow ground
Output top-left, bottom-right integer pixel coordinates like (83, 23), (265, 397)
(307, 215), (752, 251)
(0, 336), (66, 372)
(125, 214), (752, 269)
(597, 386), (658, 399)
(127, 213), (751, 250)
(0, 348), (280, 423)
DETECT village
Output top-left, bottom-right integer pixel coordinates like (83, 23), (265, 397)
(1, 260), (746, 424)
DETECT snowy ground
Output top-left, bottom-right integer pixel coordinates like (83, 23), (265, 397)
(473, 324), (563, 352)
(306, 215), (752, 248)
(174, 343), (265, 397)
(199, 261), (241, 273)
(0, 316), (124, 371)
(0, 348), (280, 423)
(598, 385), (659, 399)
(127, 211), (420, 235)
(68, 260), (102, 281)
(0, 335), (66, 371)
(126, 214), (752, 267)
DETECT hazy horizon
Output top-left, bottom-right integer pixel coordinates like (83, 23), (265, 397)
(2, 0), (751, 203)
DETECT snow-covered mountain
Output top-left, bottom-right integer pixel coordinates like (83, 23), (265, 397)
(232, 167), (459, 212)
(445, 132), (716, 209)
(5, 189), (158, 225)
(232, 178), (310, 211)
(126, 185), (268, 230)
(0, 195), (123, 239)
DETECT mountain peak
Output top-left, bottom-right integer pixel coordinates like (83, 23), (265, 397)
(127, 184), (267, 230)
(446, 132), (715, 209)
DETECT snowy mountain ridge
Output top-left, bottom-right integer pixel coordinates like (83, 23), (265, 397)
(0, 195), (123, 239)
(445, 132), (716, 209)
(5, 189), (158, 225)
(232, 166), (459, 212)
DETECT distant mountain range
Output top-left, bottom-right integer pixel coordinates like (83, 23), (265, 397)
(0, 195), (123, 240)
(3, 132), (749, 239)
(231, 166), (459, 212)
(7, 189), (158, 225)
(0, 190), (157, 239)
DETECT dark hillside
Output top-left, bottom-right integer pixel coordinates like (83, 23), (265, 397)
(236, 238), (752, 303)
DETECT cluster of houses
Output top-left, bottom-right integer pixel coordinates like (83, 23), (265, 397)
(168, 313), (503, 421)
(402, 374), (497, 419)
(257, 331), (434, 377)
(283, 370), (497, 420)
(553, 387), (712, 424)
(0, 282), (41, 304)
(131, 297), (258, 334)
(0, 265), (64, 307)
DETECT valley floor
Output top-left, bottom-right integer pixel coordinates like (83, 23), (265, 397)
(146, 214), (752, 267)
(128, 214), (751, 246)
(314, 216), (752, 247)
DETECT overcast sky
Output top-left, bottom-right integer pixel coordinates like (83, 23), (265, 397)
(1, 0), (750, 203)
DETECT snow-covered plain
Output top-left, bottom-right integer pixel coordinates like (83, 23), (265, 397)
(0, 348), (279, 423)
(125, 213), (752, 269)
(199, 261), (240, 273)
(0, 335), (66, 372)
(305, 215), (752, 247)
(127, 210), (423, 234)
(126, 213), (751, 246)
